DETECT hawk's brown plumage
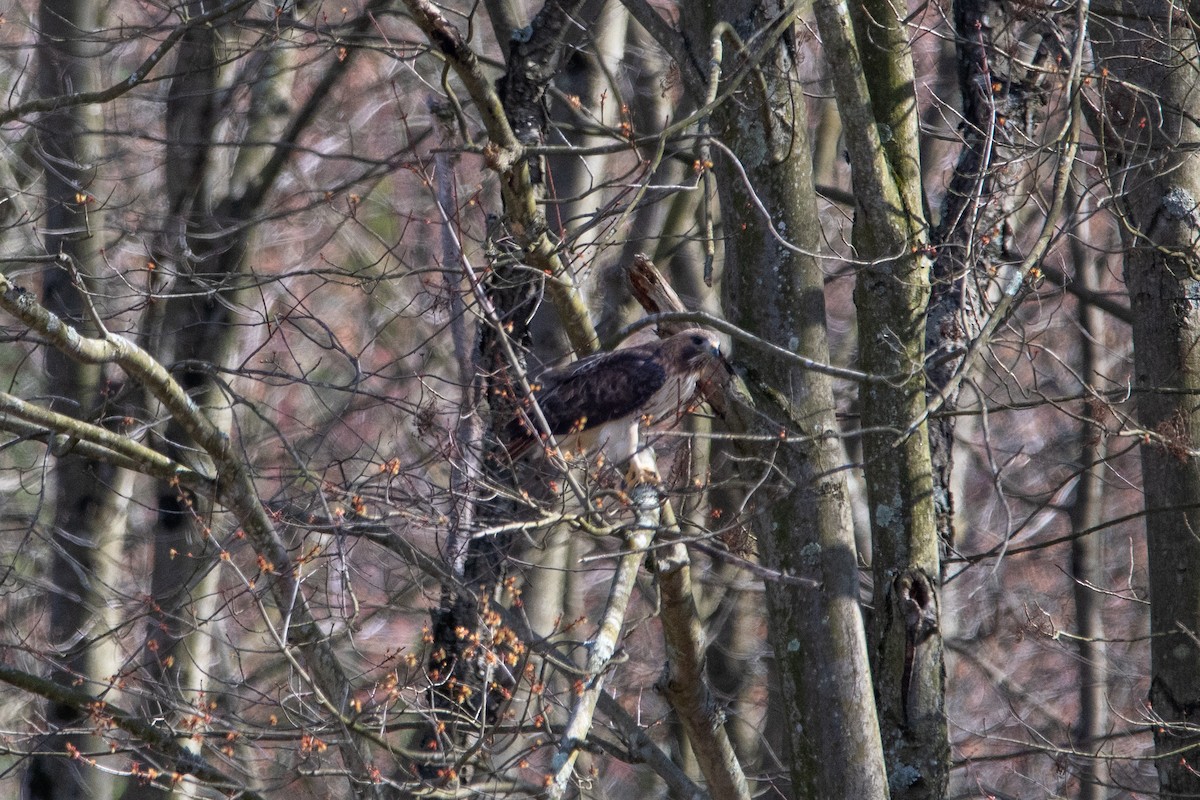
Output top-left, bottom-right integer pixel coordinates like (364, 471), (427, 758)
(506, 329), (723, 474)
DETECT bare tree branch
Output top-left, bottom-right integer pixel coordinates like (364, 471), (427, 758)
(0, 271), (384, 799)
(0, 0), (255, 127)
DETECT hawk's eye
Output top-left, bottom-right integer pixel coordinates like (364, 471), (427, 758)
(691, 335), (704, 346)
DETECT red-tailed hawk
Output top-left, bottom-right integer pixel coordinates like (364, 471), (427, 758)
(506, 329), (723, 480)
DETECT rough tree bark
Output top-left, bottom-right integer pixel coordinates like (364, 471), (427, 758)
(402, 0), (608, 780)
(1093, 4), (1200, 795)
(928, 0), (1056, 546)
(671, 1), (891, 796)
(814, 0), (946, 794)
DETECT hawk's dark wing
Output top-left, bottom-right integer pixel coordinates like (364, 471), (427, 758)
(502, 329), (720, 462)
(531, 348), (668, 435)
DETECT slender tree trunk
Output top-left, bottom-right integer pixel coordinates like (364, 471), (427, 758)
(1069, 226), (1111, 799)
(704, 580), (767, 770)
(132, 15), (239, 798)
(546, 0), (626, 253)
(1095, 5), (1200, 795)
(414, 0), (597, 775)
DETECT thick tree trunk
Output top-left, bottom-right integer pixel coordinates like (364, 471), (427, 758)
(675, 2), (889, 797)
(1095, 5), (1200, 795)
(814, 0), (946, 794)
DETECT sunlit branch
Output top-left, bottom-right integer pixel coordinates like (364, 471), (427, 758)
(401, 0), (598, 355)
(617, 308), (880, 384)
(545, 483), (660, 799)
(0, 390), (211, 490)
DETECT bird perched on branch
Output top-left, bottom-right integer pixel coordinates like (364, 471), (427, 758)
(505, 329), (724, 483)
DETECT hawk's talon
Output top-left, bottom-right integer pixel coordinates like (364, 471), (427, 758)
(624, 465), (661, 488)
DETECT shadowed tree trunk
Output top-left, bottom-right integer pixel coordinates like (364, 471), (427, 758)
(25, 2), (127, 797)
(927, 0), (1052, 552)
(129, 7), (248, 797)
(403, 0), (605, 777)
(1094, 4), (1200, 795)
(1068, 204), (1112, 800)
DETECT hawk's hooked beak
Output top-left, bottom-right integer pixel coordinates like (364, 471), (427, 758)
(708, 339), (733, 376)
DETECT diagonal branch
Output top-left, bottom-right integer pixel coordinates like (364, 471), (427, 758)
(402, 0), (598, 354)
(0, 389), (211, 491)
(234, 0), (393, 214)
(617, 0), (705, 98)
(654, 503), (751, 800)
(0, 662), (265, 799)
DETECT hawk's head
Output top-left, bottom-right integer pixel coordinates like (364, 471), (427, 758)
(664, 329), (723, 372)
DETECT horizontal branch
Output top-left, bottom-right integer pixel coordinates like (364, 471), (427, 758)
(1040, 262), (1132, 324)
(615, 308), (880, 384)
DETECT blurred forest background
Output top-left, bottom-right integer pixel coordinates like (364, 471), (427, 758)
(0, 0), (1195, 798)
